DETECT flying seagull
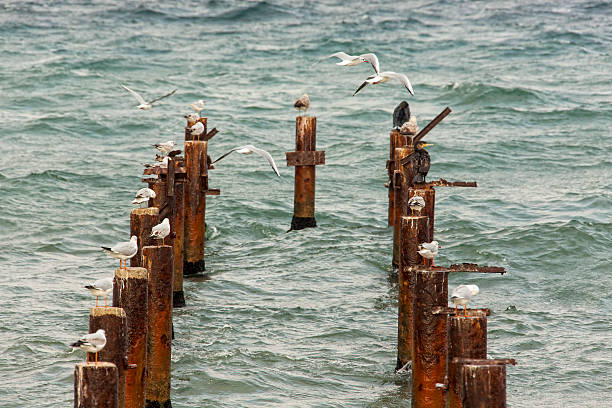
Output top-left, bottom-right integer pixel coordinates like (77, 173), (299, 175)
(121, 84), (177, 110)
(71, 329), (106, 364)
(450, 284), (480, 317)
(294, 93), (310, 115)
(408, 195), (426, 215)
(353, 72), (414, 96)
(150, 218), (170, 246)
(212, 145), (280, 177)
(190, 99), (205, 112)
(322, 52), (380, 74)
(153, 141), (176, 155)
(418, 240), (440, 266)
(132, 187), (156, 207)
(101, 236), (138, 270)
(85, 277), (113, 308)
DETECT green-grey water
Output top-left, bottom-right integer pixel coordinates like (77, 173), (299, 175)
(1, 1), (611, 406)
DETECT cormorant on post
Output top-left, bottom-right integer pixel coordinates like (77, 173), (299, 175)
(393, 101), (411, 129)
(412, 140), (433, 184)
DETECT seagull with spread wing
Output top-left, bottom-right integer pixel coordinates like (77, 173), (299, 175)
(320, 52), (380, 74)
(353, 71), (414, 96)
(212, 145), (280, 177)
(121, 84), (177, 110)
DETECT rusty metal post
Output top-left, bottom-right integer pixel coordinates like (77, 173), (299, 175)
(408, 188), (436, 241)
(461, 363), (507, 408)
(130, 208), (159, 268)
(287, 116), (325, 230)
(148, 178), (167, 210)
(113, 267), (148, 408)
(74, 362), (118, 408)
(183, 140), (206, 275)
(172, 177), (186, 307)
(89, 307), (127, 408)
(448, 312), (488, 408)
(142, 246), (173, 408)
(387, 130), (408, 226)
(392, 145), (414, 268)
(412, 269), (449, 408)
(397, 215), (429, 370)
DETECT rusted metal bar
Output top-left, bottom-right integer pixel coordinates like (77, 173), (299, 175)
(74, 362), (118, 408)
(285, 151), (326, 166)
(183, 140), (206, 274)
(113, 267), (148, 408)
(143, 167), (187, 176)
(89, 307), (128, 408)
(413, 107), (452, 144)
(201, 127), (218, 141)
(392, 146), (414, 268)
(387, 130), (408, 226)
(130, 208), (159, 268)
(455, 358), (516, 366)
(397, 215), (429, 370)
(449, 263), (506, 275)
(289, 116), (323, 231)
(142, 246), (173, 408)
(173, 178), (186, 307)
(412, 269), (449, 408)
(461, 363), (507, 408)
(448, 311), (488, 408)
(431, 307), (491, 316)
(425, 178), (478, 188)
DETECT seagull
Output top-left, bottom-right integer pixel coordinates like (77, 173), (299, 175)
(294, 93), (310, 115)
(71, 329), (106, 364)
(408, 195), (426, 215)
(451, 284), (480, 317)
(190, 99), (205, 112)
(184, 113), (200, 126)
(150, 218), (170, 246)
(132, 187), (156, 207)
(121, 84), (177, 110)
(85, 277), (113, 308)
(353, 71), (414, 96)
(323, 52), (380, 74)
(153, 141), (176, 155)
(144, 156), (169, 169)
(212, 145), (280, 177)
(418, 240), (440, 266)
(188, 121), (205, 140)
(101, 236), (138, 270)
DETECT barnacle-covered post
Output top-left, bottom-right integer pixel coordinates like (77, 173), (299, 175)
(74, 362), (118, 408)
(286, 116), (325, 230)
(113, 267), (148, 408)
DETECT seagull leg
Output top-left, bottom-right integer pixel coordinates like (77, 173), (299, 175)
(95, 296), (99, 307)
(464, 305), (467, 318)
(104, 296), (108, 308)
(455, 305), (458, 316)
(95, 352), (98, 365)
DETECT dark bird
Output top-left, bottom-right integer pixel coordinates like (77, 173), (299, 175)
(411, 141), (432, 184)
(393, 101), (411, 129)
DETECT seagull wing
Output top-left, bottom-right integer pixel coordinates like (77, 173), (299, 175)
(451, 285), (472, 300)
(328, 51), (355, 62)
(92, 277), (113, 291)
(359, 53), (380, 74)
(147, 88), (177, 105)
(244, 145), (281, 177)
(110, 240), (135, 256)
(353, 75), (379, 96)
(211, 147), (242, 164)
(385, 72), (414, 95)
(121, 84), (147, 105)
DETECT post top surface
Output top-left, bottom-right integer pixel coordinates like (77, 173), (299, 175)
(131, 207), (159, 215)
(90, 306), (126, 318)
(115, 267), (148, 279)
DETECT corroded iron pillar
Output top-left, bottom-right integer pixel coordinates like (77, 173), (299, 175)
(130, 208), (159, 268)
(387, 129), (408, 226)
(74, 362), (118, 408)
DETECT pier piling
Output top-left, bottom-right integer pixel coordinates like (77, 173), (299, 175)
(142, 245), (173, 408)
(392, 145), (414, 268)
(113, 267), (148, 408)
(387, 129), (408, 226)
(74, 362), (118, 408)
(286, 115), (325, 230)
(130, 208), (160, 268)
(183, 138), (207, 275)
(172, 174), (186, 307)
(460, 360), (514, 408)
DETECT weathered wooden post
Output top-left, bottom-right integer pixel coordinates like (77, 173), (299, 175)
(113, 267), (148, 408)
(74, 362), (118, 408)
(387, 129), (408, 226)
(142, 245), (173, 408)
(392, 145), (414, 268)
(448, 311), (488, 408)
(397, 215), (429, 370)
(412, 269), (449, 408)
(286, 116), (325, 230)
(460, 359), (515, 408)
(130, 208), (159, 268)
(172, 168), (186, 307)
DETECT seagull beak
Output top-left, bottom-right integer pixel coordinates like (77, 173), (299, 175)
(424, 143), (434, 147)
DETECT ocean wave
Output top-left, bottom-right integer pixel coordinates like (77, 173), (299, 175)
(438, 81), (547, 107)
(213, 1), (295, 22)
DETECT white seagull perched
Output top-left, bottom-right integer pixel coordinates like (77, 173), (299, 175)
(353, 71), (414, 96)
(71, 329), (106, 364)
(212, 145), (280, 177)
(450, 284), (480, 317)
(150, 218), (170, 246)
(185, 112), (200, 126)
(153, 141), (176, 155)
(408, 195), (426, 215)
(85, 277), (113, 308)
(121, 84), (177, 110)
(188, 121), (205, 139)
(144, 156), (169, 169)
(323, 52), (380, 74)
(190, 99), (205, 112)
(132, 187), (156, 207)
(418, 240), (440, 266)
(101, 236), (138, 270)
